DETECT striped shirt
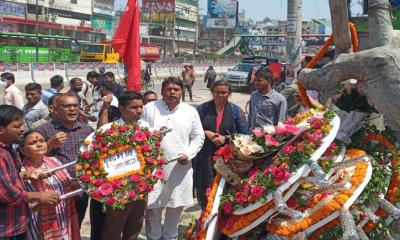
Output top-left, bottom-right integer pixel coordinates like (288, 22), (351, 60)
(0, 142), (29, 237)
(36, 119), (93, 177)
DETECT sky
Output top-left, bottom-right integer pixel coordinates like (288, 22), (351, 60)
(115, 0), (364, 21)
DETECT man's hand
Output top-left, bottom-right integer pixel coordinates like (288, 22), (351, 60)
(152, 131), (164, 142)
(102, 95), (113, 109)
(87, 115), (97, 122)
(177, 154), (189, 165)
(211, 133), (226, 147)
(47, 132), (67, 150)
(20, 169), (53, 180)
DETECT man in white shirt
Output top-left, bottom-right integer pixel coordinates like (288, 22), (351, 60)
(142, 77), (205, 240)
(1, 72), (24, 109)
(23, 83), (49, 129)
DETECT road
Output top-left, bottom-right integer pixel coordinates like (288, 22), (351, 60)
(80, 79), (251, 239)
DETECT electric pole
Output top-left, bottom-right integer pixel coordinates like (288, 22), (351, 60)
(286, 0), (302, 81)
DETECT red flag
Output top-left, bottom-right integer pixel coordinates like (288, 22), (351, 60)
(112, 0), (141, 91)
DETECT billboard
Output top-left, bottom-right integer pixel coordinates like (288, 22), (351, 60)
(207, 0), (237, 28)
(0, 1), (26, 17)
(142, 0), (175, 21)
(93, 0), (115, 16)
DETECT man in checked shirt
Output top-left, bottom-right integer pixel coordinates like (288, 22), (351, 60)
(0, 105), (59, 239)
(36, 93), (94, 229)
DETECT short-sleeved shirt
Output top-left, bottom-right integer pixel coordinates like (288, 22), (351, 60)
(42, 87), (58, 106)
(248, 89), (287, 130)
(4, 84), (24, 110)
(0, 142), (29, 237)
(23, 100), (49, 129)
(36, 119), (94, 176)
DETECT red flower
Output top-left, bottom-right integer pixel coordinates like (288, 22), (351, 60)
(154, 168), (165, 180)
(130, 174), (141, 182)
(94, 179), (104, 186)
(118, 126), (128, 132)
(138, 182), (147, 192)
(250, 185), (265, 199)
(135, 131), (146, 142)
(92, 189), (101, 199)
(309, 130), (324, 142)
(155, 142), (161, 148)
(241, 183), (251, 193)
(107, 197), (116, 206)
(99, 183), (113, 196)
(284, 124), (299, 134)
(158, 159), (166, 165)
(134, 125), (141, 131)
(146, 185), (153, 192)
(248, 168), (259, 180)
(283, 145), (295, 154)
(80, 174), (90, 183)
(272, 166), (291, 182)
(112, 179), (122, 188)
(81, 151), (91, 159)
(213, 144), (232, 162)
(287, 197), (299, 208)
(235, 192), (248, 204)
(128, 191), (136, 200)
(264, 165), (277, 175)
(223, 201), (234, 214)
(142, 144), (151, 152)
(145, 130), (152, 137)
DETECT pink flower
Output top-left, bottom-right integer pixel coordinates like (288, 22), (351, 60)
(94, 179), (104, 186)
(250, 185), (265, 199)
(94, 135), (103, 141)
(283, 145), (295, 154)
(309, 131), (323, 142)
(112, 179), (122, 188)
(118, 126), (128, 132)
(264, 164), (277, 175)
(205, 187), (211, 197)
(99, 183), (113, 196)
(128, 191), (136, 200)
(154, 168), (165, 180)
(252, 128), (264, 138)
(248, 168), (259, 179)
(81, 151), (91, 159)
(275, 126), (285, 135)
(155, 142), (161, 148)
(284, 124), (299, 134)
(134, 125), (141, 131)
(146, 185), (154, 192)
(223, 201), (234, 214)
(241, 183), (251, 193)
(107, 197), (116, 206)
(285, 118), (295, 125)
(142, 144), (151, 152)
(272, 166), (291, 182)
(135, 131), (146, 142)
(145, 130), (152, 137)
(130, 174), (141, 182)
(265, 135), (279, 147)
(235, 192), (248, 204)
(80, 174), (90, 183)
(92, 189), (101, 199)
(138, 182), (147, 192)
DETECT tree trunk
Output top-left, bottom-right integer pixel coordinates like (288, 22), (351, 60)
(329, 0), (352, 56)
(368, 0), (393, 48)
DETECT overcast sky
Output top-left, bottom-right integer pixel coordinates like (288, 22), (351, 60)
(115, 0), (363, 21)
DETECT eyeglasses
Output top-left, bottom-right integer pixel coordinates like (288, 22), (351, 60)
(59, 104), (79, 109)
(212, 91), (230, 96)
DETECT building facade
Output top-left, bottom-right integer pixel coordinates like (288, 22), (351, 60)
(0, 0), (107, 42)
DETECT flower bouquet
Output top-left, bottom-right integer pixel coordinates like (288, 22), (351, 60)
(76, 123), (166, 210)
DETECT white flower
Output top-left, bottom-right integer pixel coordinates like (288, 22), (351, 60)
(263, 125), (276, 135)
(248, 143), (263, 154)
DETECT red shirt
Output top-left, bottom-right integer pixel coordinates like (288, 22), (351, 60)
(0, 142), (29, 237)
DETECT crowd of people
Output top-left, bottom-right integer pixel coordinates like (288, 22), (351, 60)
(0, 62), (316, 240)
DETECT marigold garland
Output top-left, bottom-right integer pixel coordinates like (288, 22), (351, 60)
(266, 161), (369, 237)
(185, 175), (222, 240)
(308, 134), (400, 238)
(297, 22), (359, 108)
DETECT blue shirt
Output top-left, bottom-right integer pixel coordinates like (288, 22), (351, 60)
(42, 87), (58, 106)
(248, 89), (287, 130)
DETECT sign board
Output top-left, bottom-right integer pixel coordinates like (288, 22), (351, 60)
(287, 20), (297, 33)
(142, 0), (175, 21)
(0, 1), (25, 17)
(92, 15), (113, 32)
(93, 0), (115, 15)
(103, 149), (142, 178)
(207, 0), (237, 29)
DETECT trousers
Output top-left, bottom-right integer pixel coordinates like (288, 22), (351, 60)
(145, 207), (184, 240)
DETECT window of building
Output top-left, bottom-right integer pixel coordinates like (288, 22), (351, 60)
(71, 0), (77, 4)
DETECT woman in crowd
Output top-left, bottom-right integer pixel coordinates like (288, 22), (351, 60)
(20, 131), (80, 240)
(193, 80), (247, 208)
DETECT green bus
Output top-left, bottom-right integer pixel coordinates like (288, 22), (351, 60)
(0, 32), (81, 63)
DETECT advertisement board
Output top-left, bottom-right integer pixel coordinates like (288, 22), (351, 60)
(142, 0), (175, 21)
(207, 0), (237, 28)
(0, 1), (26, 17)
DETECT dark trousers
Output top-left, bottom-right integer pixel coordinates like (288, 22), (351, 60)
(0, 233), (26, 240)
(91, 199), (146, 240)
(182, 84), (193, 101)
(75, 193), (89, 228)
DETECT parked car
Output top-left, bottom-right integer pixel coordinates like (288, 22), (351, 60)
(223, 63), (260, 89)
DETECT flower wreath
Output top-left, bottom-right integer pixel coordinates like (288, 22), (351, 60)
(76, 123), (166, 209)
(308, 133), (400, 239)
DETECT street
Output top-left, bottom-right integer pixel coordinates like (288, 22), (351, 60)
(80, 78), (251, 239)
